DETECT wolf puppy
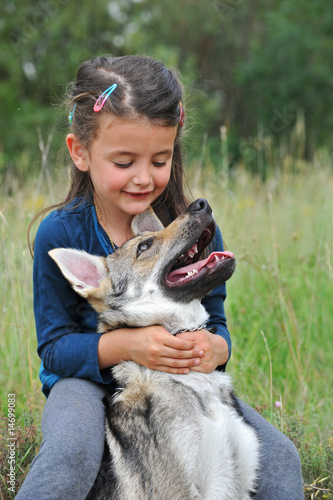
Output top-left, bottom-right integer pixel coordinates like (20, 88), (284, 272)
(49, 199), (259, 500)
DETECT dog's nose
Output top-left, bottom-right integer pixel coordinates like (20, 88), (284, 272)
(189, 199), (212, 215)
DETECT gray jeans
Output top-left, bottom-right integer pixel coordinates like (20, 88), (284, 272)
(16, 378), (304, 500)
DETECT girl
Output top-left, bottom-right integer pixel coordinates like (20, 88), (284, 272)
(18, 55), (304, 500)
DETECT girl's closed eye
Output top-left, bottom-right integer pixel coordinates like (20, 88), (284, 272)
(114, 161), (133, 168)
(152, 151), (173, 168)
(114, 160), (168, 168)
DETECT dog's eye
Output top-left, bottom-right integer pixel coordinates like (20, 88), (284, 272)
(137, 238), (153, 257)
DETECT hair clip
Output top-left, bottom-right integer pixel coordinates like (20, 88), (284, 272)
(68, 103), (77, 125)
(93, 84), (118, 113)
(179, 101), (185, 127)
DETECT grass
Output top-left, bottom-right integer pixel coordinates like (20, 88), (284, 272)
(191, 164), (333, 436)
(1, 154), (333, 498)
(189, 157), (333, 497)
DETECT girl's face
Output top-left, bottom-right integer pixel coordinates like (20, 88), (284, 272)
(67, 115), (177, 224)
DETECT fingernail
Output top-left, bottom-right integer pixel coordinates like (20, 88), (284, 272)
(199, 350), (204, 357)
(194, 359), (200, 365)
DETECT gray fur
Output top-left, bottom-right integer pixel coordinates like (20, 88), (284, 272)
(49, 199), (260, 500)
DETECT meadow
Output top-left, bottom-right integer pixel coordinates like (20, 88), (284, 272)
(1, 152), (332, 498)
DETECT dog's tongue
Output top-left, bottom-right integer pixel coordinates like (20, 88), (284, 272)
(167, 251), (234, 284)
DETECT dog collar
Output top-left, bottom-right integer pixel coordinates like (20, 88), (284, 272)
(173, 323), (207, 336)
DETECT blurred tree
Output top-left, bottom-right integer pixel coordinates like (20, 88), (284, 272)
(1, 0), (332, 180)
(0, 0), (128, 177)
(235, 0), (333, 158)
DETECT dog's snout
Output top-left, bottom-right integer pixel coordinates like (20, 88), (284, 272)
(188, 199), (212, 215)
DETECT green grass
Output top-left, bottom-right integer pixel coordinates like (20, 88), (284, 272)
(1, 159), (333, 498)
(0, 193), (46, 422)
(189, 161), (333, 497)
(190, 165), (333, 440)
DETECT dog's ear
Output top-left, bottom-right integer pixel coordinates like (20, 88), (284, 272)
(131, 207), (164, 235)
(49, 248), (108, 298)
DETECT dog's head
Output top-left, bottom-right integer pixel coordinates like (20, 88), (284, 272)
(49, 199), (236, 332)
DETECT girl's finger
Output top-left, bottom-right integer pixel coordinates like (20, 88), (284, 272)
(163, 335), (197, 352)
(158, 356), (201, 370)
(161, 345), (204, 360)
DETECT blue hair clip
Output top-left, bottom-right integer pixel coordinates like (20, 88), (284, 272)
(68, 103), (77, 125)
(93, 84), (117, 112)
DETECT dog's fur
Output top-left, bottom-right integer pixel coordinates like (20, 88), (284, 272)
(49, 199), (260, 500)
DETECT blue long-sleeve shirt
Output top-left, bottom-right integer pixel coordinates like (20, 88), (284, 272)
(33, 196), (232, 397)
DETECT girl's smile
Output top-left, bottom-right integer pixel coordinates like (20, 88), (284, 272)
(124, 191), (153, 199)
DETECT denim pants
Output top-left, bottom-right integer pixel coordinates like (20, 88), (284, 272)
(16, 378), (304, 500)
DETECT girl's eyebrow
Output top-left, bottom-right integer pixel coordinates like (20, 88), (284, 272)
(154, 149), (173, 155)
(111, 149), (174, 156)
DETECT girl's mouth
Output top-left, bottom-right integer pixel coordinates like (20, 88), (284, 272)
(124, 191), (152, 199)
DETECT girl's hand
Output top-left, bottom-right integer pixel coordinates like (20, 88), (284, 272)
(176, 329), (229, 373)
(98, 325), (205, 375)
(129, 325), (206, 374)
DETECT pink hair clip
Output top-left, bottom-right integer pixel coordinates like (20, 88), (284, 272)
(93, 84), (118, 113)
(179, 101), (185, 127)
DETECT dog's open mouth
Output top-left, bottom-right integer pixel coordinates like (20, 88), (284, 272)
(165, 223), (234, 287)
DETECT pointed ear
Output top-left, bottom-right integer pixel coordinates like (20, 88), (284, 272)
(49, 248), (108, 298)
(131, 207), (164, 236)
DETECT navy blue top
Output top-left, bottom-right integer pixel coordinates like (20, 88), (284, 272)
(33, 197), (232, 397)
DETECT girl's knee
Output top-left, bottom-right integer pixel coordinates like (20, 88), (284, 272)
(42, 378), (107, 433)
(39, 377), (106, 479)
(278, 432), (302, 469)
(50, 378), (107, 404)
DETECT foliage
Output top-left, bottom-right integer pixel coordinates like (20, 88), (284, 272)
(235, 0), (333, 156)
(1, 0), (333, 180)
(0, 406), (38, 500)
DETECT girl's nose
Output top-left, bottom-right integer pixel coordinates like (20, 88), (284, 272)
(132, 164), (153, 187)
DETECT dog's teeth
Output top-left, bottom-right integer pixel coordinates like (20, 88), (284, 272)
(187, 244), (198, 259)
(187, 269), (198, 278)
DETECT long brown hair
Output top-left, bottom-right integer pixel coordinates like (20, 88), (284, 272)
(28, 55), (190, 255)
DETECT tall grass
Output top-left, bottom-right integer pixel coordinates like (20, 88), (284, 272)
(190, 160), (333, 436)
(189, 155), (333, 497)
(1, 151), (332, 497)
(0, 193), (46, 422)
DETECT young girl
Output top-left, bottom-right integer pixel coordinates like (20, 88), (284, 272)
(17, 55), (304, 500)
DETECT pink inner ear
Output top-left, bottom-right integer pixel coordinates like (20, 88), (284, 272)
(78, 267), (101, 288)
(63, 254), (104, 288)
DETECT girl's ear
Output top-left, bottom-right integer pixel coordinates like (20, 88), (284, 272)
(66, 134), (90, 172)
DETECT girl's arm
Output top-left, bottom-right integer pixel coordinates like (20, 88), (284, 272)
(97, 326), (205, 375)
(34, 213), (113, 388)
